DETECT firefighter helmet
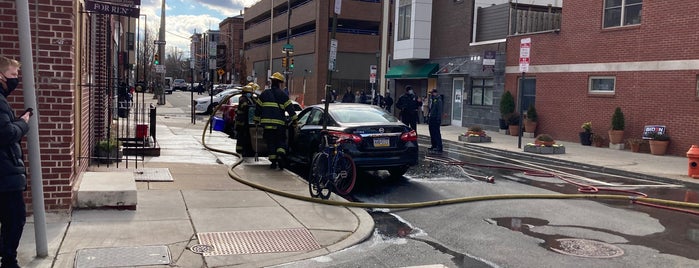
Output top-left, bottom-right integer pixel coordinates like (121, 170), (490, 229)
(270, 72), (285, 82)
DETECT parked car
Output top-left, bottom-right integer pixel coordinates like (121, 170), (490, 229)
(172, 79), (187, 91)
(193, 88), (241, 114)
(221, 94), (303, 125)
(287, 103), (418, 178)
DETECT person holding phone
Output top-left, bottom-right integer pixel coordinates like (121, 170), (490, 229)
(0, 56), (29, 268)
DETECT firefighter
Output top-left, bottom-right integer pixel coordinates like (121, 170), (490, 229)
(234, 83), (258, 157)
(255, 72), (297, 170)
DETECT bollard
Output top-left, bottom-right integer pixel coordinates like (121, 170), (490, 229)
(686, 145), (699, 178)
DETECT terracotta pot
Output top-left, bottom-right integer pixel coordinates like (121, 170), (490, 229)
(524, 120), (537, 133)
(649, 140), (669, 155)
(629, 143), (641, 153)
(508, 124), (520, 136)
(608, 130), (624, 144)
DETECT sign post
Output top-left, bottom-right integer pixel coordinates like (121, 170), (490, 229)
(517, 38), (531, 148)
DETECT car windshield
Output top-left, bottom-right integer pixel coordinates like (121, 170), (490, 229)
(174, 79), (185, 83)
(329, 106), (399, 123)
(216, 89), (238, 97)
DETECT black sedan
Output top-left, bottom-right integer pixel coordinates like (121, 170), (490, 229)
(288, 103), (418, 178)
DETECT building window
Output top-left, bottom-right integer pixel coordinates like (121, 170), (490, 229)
(696, 76), (699, 98)
(397, 0), (411, 41)
(589, 77), (616, 93)
(604, 0), (642, 28)
(470, 78), (494, 106)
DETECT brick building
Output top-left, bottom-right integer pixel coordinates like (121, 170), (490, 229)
(243, 0), (386, 104)
(219, 15), (245, 85)
(505, 0), (699, 156)
(1, 0), (137, 212)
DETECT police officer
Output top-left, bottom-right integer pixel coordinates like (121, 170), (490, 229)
(255, 72), (297, 170)
(427, 89), (444, 153)
(235, 83), (258, 157)
(396, 85), (421, 131)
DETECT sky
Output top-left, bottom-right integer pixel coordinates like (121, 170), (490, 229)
(138, 0), (259, 58)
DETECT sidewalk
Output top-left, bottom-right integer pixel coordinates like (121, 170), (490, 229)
(421, 124), (697, 185)
(17, 99), (373, 268)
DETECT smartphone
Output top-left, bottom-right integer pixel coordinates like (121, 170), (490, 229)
(24, 108), (33, 116)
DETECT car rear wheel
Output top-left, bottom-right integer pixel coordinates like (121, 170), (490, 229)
(387, 166), (409, 179)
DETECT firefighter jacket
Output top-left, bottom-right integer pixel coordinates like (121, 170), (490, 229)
(235, 93), (256, 127)
(255, 86), (297, 129)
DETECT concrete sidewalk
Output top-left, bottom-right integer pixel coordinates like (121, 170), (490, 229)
(17, 101), (374, 268)
(418, 123), (697, 185)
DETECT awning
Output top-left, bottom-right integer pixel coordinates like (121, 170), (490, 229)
(385, 63), (439, 79)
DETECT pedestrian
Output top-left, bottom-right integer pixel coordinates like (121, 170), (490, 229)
(421, 95), (429, 124)
(341, 86), (354, 103)
(359, 91), (368, 104)
(383, 92), (393, 112)
(373, 92), (383, 107)
(196, 82), (204, 95)
(235, 83), (258, 157)
(255, 72), (298, 170)
(0, 56), (30, 268)
(395, 85), (421, 131)
(427, 89), (444, 153)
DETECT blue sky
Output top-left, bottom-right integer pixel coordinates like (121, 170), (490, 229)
(138, 0), (259, 58)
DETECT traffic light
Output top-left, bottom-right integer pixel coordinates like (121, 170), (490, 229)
(154, 54), (160, 65)
(290, 58), (294, 69)
(282, 57), (287, 68)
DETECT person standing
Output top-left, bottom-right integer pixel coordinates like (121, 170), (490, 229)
(0, 56), (30, 268)
(341, 86), (354, 103)
(234, 83), (258, 157)
(255, 72), (297, 170)
(395, 85), (421, 131)
(383, 92), (393, 112)
(427, 88), (444, 153)
(421, 95), (429, 124)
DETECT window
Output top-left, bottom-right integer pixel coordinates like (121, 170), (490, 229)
(696, 75), (699, 98)
(470, 78), (494, 106)
(397, 0), (411, 41)
(589, 77), (616, 93)
(604, 0), (642, 28)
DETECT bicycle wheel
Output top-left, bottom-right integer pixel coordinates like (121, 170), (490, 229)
(308, 152), (332, 199)
(332, 153), (356, 195)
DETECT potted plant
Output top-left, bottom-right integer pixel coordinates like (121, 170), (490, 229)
(460, 125), (491, 142)
(466, 125), (486, 136)
(534, 134), (555, 147)
(608, 107), (625, 144)
(506, 112), (520, 136)
(499, 91), (515, 130)
(592, 133), (606, 147)
(649, 132), (670, 155)
(579, 122), (593, 146)
(626, 138), (644, 153)
(524, 105), (538, 133)
(95, 138), (121, 163)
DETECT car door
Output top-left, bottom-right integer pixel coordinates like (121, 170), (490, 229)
(292, 108), (326, 163)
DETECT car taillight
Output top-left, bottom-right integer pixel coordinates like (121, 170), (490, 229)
(329, 131), (362, 144)
(400, 130), (417, 142)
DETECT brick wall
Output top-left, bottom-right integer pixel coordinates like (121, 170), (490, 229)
(0, 0), (78, 211)
(505, 0), (699, 156)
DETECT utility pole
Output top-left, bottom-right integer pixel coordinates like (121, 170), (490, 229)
(284, 0), (292, 85)
(157, 0), (166, 105)
(323, 0), (340, 130)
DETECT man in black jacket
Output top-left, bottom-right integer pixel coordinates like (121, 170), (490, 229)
(427, 89), (444, 153)
(395, 85), (421, 131)
(255, 72), (298, 170)
(0, 56), (30, 268)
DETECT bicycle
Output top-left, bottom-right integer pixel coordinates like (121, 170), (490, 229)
(308, 130), (357, 199)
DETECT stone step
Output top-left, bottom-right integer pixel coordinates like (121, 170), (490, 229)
(76, 172), (137, 210)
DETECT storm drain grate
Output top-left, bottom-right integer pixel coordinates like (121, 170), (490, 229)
(196, 228), (321, 256)
(74, 245), (171, 268)
(549, 238), (624, 258)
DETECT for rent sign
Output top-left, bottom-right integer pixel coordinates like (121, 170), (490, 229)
(86, 0), (140, 18)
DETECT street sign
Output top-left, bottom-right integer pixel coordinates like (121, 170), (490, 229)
(155, 65), (166, 73)
(369, 65), (377, 84)
(328, 39), (338, 71)
(282, 43), (294, 53)
(334, 0), (342, 14)
(217, 69), (224, 76)
(154, 40), (166, 45)
(519, 38), (531, 72)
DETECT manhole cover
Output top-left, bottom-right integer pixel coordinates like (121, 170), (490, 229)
(549, 238), (624, 258)
(190, 244), (215, 254)
(75, 245), (171, 268)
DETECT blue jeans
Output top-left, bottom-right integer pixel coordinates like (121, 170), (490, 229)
(0, 191), (25, 268)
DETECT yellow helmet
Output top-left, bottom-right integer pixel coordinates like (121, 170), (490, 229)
(242, 85), (254, 93)
(247, 82), (260, 92)
(270, 72), (285, 82)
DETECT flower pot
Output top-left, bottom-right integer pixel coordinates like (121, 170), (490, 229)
(608, 130), (624, 144)
(579, 132), (592, 146)
(508, 125), (520, 136)
(649, 140), (669, 155)
(629, 143), (641, 153)
(524, 120), (537, 133)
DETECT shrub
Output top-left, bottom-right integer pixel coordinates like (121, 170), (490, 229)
(499, 91), (515, 119)
(611, 107), (625, 130)
(526, 105), (538, 122)
(535, 134), (554, 142)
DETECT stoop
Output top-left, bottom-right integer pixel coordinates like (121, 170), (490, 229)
(76, 172), (137, 209)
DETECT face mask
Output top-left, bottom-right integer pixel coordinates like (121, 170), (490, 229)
(245, 93), (252, 98)
(2, 78), (19, 95)
(408, 90), (413, 95)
